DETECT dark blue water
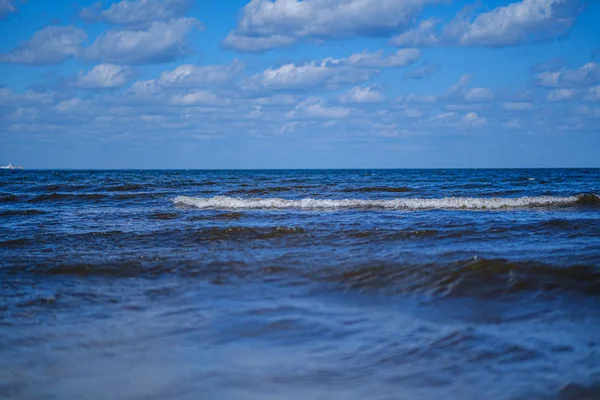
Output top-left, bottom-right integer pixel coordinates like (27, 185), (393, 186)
(1, 169), (600, 400)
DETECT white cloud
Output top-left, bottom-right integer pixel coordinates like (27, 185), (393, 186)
(391, 18), (440, 47)
(0, 0), (17, 19)
(170, 90), (229, 106)
(585, 85), (600, 102)
(245, 60), (368, 91)
(445, 104), (484, 111)
(429, 111), (485, 126)
(288, 98), (351, 119)
(225, 0), (440, 52)
(81, 0), (192, 26)
(278, 121), (299, 133)
(501, 102), (534, 111)
(449, 0), (582, 46)
(577, 106), (600, 117)
(374, 123), (414, 137)
(503, 119), (523, 129)
(78, 64), (135, 89)
(396, 94), (438, 103)
(430, 112), (457, 122)
(400, 108), (423, 118)
(461, 112), (486, 125)
(55, 98), (86, 113)
(403, 64), (438, 80)
(392, 0), (585, 48)
(442, 75), (494, 102)
(84, 18), (201, 65)
(243, 49), (419, 92)
(124, 79), (162, 101)
(0, 88), (58, 107)
(222, 34), (296, 53)
(447, 74), (472, 96)
(345, 49), (420, 68)
(0, 26), (86, 65)
(249, 62), (363, 90)
(547, 88), (576, 102)
(341, 86), (385, 104)
(6, 107), (41, 124)
(157, 61), (245, 87)
(536, 62), (600, 88)
(464, 87), (494, 102)
(254, 94), (297, 105)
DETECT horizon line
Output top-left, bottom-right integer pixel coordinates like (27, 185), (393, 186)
(5, 167), (600, 171)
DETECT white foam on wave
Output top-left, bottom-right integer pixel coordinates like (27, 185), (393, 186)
(173, 195), (588, 210)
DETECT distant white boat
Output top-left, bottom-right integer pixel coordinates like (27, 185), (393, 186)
(1, 162), (22, 170)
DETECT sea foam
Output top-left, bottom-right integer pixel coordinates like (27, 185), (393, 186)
(173, 194), (598, 210)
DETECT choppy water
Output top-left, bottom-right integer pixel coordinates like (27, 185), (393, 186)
(1, 169), (600, 400)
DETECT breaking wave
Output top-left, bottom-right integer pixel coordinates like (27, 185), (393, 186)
(173, 193), (599, 210)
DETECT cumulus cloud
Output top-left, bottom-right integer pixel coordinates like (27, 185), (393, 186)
(288, 98), (351, 120)
(78, 64), (135, 89)
(170, 90), (230, 106)
(341, 86), (385, 104)
(464, 87), (494, 102)
(84, 18), (201, 65)
(81, 0), (193, 26)
(344, 49), (420, 68)
(440, 74), (495, 102)
(447, 74), (472, 95)
(403, 64), (438, 80)
(244, 50), (418, 92)
(392, 0), (586, 48)
(244, 60), (368, 91)
(0, 26), (87, 65)
(536, 62), (600, 88)
(224, 0), (440, 52)
(391, 18), (440, 47)
(157, 61), (245, 87)
(461, 111), (486, 125)
(125, 79), (162, 101)
(222, 33), (297, 53)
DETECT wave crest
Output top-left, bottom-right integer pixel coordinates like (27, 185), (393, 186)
(173, 194), (599, 210)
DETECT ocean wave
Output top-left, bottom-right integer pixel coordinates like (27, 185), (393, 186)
(320, 258), (600, 298)
(9, 257), (599, 298)
(0, 238), (32, 247)
(105, 183), (146, 192)
(0, 193), (20, 203)
(173, 193), (599, 210)
(226, 185), (317, 196)
(27, 193), (107, 202)
(0, 209), (47, 217)
(340, 186), (413, 193)
(27, 191), (164, 203)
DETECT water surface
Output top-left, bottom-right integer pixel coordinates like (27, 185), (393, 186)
(1, 169), (600, 399)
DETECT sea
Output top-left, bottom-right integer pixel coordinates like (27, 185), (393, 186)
(1, 169), (599, 400)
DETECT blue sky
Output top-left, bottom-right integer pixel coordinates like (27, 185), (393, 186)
(0, 0), (598, 169)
